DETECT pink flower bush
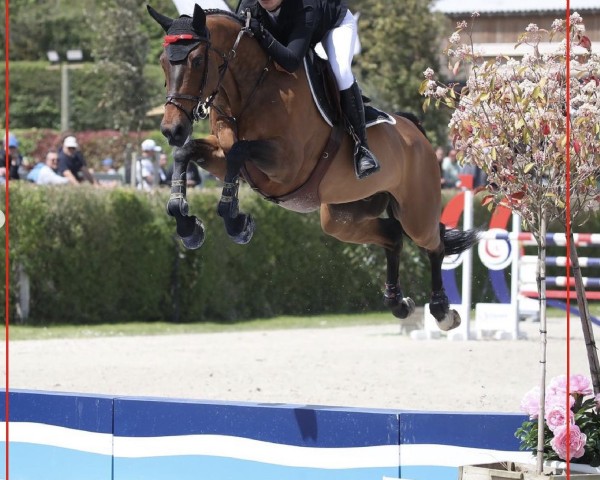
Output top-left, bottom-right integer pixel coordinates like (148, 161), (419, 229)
(516, 374), (600, 464)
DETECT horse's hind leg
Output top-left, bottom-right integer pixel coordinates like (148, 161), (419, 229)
(426, 223), (461, 331)
(382, 210), (415, 319)
(217, 140), (256, 244)
(320, 199), (415, 320)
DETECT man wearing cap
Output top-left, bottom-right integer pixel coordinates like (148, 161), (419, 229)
(0, 133), (24, 180)
(27, 151), (69, 186)
(57, 135), (96, 185)
(136, 139), (158, 190)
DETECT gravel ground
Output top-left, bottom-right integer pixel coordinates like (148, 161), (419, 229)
(3, 313), (595, 413)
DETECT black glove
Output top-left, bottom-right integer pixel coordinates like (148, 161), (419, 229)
(248, 18), (266, 41)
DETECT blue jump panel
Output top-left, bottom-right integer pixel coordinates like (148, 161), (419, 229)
(112, 397), (402, 480)
(0, 390), (530, 480)
(0, 390), (114, 480)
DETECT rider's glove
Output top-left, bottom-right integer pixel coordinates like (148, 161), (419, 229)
(248, 18), (266, 40)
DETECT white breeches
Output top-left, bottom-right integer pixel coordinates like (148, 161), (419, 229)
(321, 10), (357, 91)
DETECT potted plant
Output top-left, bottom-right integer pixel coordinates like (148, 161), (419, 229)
(422, 10), (600, 478)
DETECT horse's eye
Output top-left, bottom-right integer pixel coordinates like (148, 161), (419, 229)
(192, 57), (203, 68)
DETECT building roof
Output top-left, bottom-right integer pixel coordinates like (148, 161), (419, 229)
(433, 0), (600, 14)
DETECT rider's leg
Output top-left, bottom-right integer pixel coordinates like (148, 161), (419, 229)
(322, 10), (380, 179)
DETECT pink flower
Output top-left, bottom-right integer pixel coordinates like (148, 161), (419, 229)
(544, 405), (574, 432)
(520, 386), (541, 418)
(548, 374), (592, 397)
(545, 391), (574, 412)
(548, 375), (568, 395)
(550, 424), (587, 460)
(569, 374), (593, 396)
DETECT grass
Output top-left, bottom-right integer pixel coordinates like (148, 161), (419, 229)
(1, 312), (397, 341)
(3, 303), (598, 341)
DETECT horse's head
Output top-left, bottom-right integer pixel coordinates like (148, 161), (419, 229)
(148, 4), (225, 147)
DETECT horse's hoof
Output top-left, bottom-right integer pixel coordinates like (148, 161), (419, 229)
(231, 214), (255, 245)
(391, 297), (416, 319)
(437, 309), (461, 331)
(180, 217), (205, 250)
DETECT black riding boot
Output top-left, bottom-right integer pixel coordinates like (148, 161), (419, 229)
(340, 81), (380, 179)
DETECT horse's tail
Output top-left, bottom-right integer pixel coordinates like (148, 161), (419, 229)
(395, 111), (428, 139)
(443, 228), (480, 255)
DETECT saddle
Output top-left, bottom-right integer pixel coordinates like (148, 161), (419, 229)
(304, 49), (396, 129)
(241, 48), (395, 213)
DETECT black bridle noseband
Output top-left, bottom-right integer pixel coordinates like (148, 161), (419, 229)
(164, 13), (252, 124)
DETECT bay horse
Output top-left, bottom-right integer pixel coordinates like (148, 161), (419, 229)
(147, 4), (479, 331)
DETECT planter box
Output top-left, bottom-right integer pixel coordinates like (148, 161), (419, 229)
(459, 462), (600, 480)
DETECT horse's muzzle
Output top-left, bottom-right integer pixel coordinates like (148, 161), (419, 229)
(161, 122), (190, 147)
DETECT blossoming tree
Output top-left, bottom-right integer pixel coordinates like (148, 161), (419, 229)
(421, 12), (600, 473)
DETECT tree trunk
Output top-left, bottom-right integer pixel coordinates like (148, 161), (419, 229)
(536, 216), (548, 475)
(569, 237), (600, 395)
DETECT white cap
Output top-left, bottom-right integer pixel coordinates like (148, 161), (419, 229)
(63, 136), (78, 148)
(141, 139), (157, 151)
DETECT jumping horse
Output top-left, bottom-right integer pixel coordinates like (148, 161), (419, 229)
(147, 4), (479, 331)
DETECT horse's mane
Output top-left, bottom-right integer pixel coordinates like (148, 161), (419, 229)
(203, 9), (244, 26)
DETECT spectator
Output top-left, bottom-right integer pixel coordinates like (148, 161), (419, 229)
(460, 163), (488, 189)
(434, 146), (445, 187)
(101, 157), (116, 174)
(57, 136), (96, 185)
(27, 151), (69, 185)
(0, 133), (24, 180)
(137, 139), (158, 190)
(441, 148), (460, 189)
(167, 160), (202, 189)
(158, 153), (171, 187)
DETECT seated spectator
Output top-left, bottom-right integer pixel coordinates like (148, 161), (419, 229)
(0, 133), (24, 180)
(441, 149), (460, 189)
(460, 164), (488, 189)
(57, 135), (96, 185)
(137, 139), (157, 190)
(27, 151), (69, 185)
(158, 153), (171, 187)
(101, 157), (116, 174)
(167, 160), (202, 189)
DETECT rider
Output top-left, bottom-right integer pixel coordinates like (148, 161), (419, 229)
(236, 0), (380, 180)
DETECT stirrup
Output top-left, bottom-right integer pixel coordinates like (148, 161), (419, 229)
(354, 145), (380, 180)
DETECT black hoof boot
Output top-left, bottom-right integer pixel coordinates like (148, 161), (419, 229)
(179, 216), (205, 250)
(225, 214), (255, 245)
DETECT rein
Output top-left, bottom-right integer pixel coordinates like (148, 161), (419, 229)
(165, 13), (258, 124)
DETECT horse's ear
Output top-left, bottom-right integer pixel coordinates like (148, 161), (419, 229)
(147, 5), (174, 33)
(192, 4), (206, 33)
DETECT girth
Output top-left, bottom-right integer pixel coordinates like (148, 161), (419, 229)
(240, 125), (344, 213)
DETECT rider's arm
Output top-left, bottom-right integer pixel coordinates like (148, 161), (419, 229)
(254, 8), (316, 73)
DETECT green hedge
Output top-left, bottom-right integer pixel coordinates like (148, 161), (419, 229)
(0, 184), (405, 325)
(2, 184), (598, 325)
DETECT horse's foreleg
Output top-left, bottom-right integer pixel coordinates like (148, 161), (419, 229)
(217, 141), (255, 244)
(167, 139), (220, 249)
(427, 223), (461, 331)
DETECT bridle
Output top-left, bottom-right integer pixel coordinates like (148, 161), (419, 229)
(164, 14), (253, 124)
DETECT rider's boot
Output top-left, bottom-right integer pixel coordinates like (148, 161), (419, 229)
(340, 81), (380, 180)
